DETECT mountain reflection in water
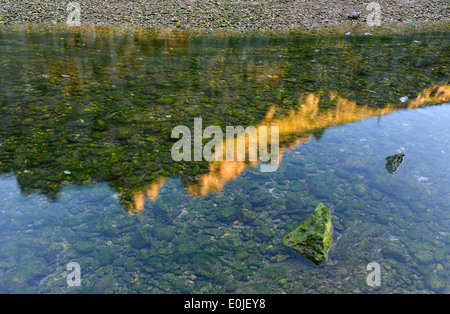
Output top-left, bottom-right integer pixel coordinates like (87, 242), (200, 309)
(133, 85), (449, 212)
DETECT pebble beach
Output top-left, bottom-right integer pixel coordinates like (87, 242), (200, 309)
(0, 0), (448, 29)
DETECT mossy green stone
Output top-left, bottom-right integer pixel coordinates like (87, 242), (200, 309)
(93, 119), (108, 131)
(382, 243), (407, 262)
(282, 203), (333, 265)
(75, 241), (95, 254)
(414, 250), (434, 265)
(424, 273), (446, 293)
(306, 175), (335, 198)
(285, 165), (307, 180)
(352, 183), (367, 196)
(152, 226), (175, 241)
(353, 199), (368, 210)
(96, 247), (115, 266)
(215, 206), (236, 222)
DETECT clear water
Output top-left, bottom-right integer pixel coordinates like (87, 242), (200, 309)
(0, 26), (449, 293)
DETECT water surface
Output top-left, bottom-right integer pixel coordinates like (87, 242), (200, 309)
(0, 26), (449, 293)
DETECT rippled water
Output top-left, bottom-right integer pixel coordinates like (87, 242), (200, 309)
(0, 26), (448, 293)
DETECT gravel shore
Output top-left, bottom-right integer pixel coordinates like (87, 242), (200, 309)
(0, 0), (448, 30)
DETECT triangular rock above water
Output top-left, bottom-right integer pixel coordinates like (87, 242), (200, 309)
(282, 203), (333, 265)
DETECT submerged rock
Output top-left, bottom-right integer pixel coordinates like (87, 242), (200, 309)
(152, 225), (175, 241)
(414, 250), (434, 265)
(385, 153), (405, 174)
(341, 156), (368, 172)
(424, 273), (446, 293)
(306, 174), (335, 198)
(75, 241), (95, 254)
(382, 243), (408, 263)
(282, 203), (333, 265)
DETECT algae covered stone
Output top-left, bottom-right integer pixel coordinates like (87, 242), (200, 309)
(385, 153), (405, 174)
(282, 203), (332, 265)
(424, 273), (446, 293)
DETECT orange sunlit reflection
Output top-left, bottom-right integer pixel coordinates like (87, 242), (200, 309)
(128, 84), (450, 213)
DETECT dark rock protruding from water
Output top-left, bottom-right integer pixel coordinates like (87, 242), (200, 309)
(385, 153), (405, 174)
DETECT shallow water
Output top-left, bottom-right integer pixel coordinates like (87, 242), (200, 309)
(0, 26), (449, 293)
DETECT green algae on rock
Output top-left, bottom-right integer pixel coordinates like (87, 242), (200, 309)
(282, 203), (333, 265)
(385, 153), (405, 174)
